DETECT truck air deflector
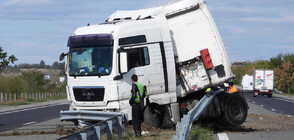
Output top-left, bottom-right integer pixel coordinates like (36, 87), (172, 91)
(166, 4), (200, 19)
(68, 34), (113, 47)
(119, 35), (147, 46)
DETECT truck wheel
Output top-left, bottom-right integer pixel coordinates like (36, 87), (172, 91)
(253, 92), (257, 97)
(143, 105), (160, 127)
(267, 94), (272, 98)
(222, 93), (248, 127)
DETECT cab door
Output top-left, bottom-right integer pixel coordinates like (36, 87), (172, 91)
(118, 43), (165, 99)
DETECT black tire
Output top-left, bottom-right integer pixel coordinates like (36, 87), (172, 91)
(143, 105), (160, 127)
(267, 94), (272, 98)
(222, 93), (248, 127)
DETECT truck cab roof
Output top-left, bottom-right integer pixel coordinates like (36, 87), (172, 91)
(73, 15), (171, 44)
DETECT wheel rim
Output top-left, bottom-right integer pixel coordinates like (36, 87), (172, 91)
(230, 102), (244, 119)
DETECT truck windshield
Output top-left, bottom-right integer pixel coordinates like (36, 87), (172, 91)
(69, 46), (113, 76)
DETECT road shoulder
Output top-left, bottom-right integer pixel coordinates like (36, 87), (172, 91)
(0, 99), (69, 113)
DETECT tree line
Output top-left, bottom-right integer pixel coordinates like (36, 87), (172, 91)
(0, 47), (66, 94)
(233, 53), (294, 94)
(1, 47), (293, 94)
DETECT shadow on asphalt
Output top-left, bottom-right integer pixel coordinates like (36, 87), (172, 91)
(194, 121), (256, 134)
(212, 124), (256, 133)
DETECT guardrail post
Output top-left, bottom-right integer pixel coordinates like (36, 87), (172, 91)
(80, 132), (87, 140)
(123, 114), (128, 136)
(176, 122), (180, 136)
(172, 90), (222, 140)
(107, 120), (113, 140)
(59, 111), (129, 139)
(172, 135), (179, 140)
(94, 125), (101, 140)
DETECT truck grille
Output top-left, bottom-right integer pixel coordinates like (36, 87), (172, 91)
(73, 87), (105, 101)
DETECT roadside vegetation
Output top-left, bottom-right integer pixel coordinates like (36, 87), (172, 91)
(0, 47), (66, 105)
(232, 53), (294, 94)
(188, 124), (213, 140)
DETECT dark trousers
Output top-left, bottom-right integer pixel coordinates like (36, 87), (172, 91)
(132, 103), (142, 136)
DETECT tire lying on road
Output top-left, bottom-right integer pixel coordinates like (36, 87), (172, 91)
(221, 92), (248, 127)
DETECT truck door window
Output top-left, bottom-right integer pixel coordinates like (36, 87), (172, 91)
(127, 47), (150, 70)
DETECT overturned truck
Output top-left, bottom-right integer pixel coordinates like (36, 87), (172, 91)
(60, 0), (248, 128)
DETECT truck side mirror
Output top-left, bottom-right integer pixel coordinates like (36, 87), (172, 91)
(120, 52), (128, 73)
(59, 53), (67, 61)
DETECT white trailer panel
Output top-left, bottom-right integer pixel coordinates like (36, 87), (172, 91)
(254, 69), (274, 92)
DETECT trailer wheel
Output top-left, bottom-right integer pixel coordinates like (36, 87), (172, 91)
(222, 93), (248, 127)
(143, 105), (160, 127)
(267, 94), (272, 98)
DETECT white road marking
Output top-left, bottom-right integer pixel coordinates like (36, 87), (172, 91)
(275, 98), (294, 104)
(252, 101), (255, 104)
(218, 133), (229, 140)
(260, 104), (264, 107)
(271, 109), (276, 112)
(23, 121), (37, 126)
(0, 103), (68, 115)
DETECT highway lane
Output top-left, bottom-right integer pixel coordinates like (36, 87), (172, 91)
(243, 92), (294, 116)
(0, 103), (69, 132)
(216, 93), (294, 140)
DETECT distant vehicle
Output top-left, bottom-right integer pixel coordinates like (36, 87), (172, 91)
(253, 69), (274, 97)
(241, 74), (253, 92)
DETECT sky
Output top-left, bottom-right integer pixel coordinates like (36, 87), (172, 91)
(0, 0), (293, 65)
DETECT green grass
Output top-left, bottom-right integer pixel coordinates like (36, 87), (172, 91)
(188, 124), (213, 140)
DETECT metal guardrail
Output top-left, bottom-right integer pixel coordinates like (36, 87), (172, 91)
(58, 110), (128, 140)
(273, 88), (283, 94)
(172, 90), (222, 140)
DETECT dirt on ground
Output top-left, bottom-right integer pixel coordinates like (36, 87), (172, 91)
(127, 122), (175, 139)
(2, 113), (293, 139)
(212, 113), (294, 134)
(242, 113), (294, 131)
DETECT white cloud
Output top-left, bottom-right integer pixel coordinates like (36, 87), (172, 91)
(232, 28), (247, 34)
(272, 45), (294, 50)
(277, 15), (294, 23)
(240, 15), (294, 24)
(3, 0), (51, 6)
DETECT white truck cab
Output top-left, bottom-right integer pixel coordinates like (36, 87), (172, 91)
(60, 0), (247, 127)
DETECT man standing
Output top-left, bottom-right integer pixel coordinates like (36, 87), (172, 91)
(129, 74), (144, 137)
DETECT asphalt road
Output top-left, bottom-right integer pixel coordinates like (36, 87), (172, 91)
(243, 92), (294, 116)
(0, 103), (69, 132)
(215, 92), (294, 140)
